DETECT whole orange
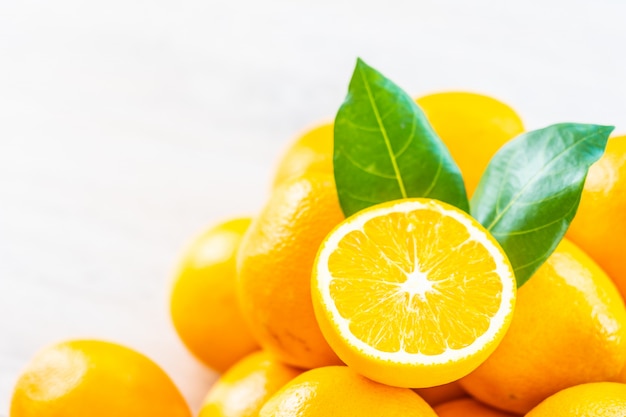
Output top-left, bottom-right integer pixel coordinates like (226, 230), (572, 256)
(198, 351), (301, 417)
(272, 122), (334, 187)
(566, 135), (626, 300)
(259, 366), (438, 417)
(10, 340), (191, 417)
(416, 92), (524, 196)
(525, 382), (626, 417)
(433, 398), (517, 417)
(459, 239), (626, 414)
(237, 174), (344, 369)
(170, 217), (258, 372)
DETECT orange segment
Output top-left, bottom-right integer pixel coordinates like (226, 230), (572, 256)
(312, 198), (516, 388)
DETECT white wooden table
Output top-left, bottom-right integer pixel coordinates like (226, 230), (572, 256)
(1, 0), (625, 413)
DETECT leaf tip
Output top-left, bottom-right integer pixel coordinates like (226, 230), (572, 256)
(355, 57), (367, 71)
(577, 123), (614, 137)
(600, 124), (616, 136)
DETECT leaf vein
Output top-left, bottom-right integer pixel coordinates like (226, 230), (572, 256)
(341, 151), (397, 179)
(344, 191), (386, 205)
(422, 146), (444, 198)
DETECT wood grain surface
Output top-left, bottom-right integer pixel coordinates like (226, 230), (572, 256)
(1, 0), (625, 413)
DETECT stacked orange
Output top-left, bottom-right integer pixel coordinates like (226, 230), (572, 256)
(9, 92), (626, 417)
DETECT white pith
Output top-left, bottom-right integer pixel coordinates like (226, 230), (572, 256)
(315, 199), (516, 365)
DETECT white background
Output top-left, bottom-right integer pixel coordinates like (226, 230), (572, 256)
(1, 0), (625, 413)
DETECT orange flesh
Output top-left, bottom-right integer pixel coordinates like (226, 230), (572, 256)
(327, 209), (503, 355)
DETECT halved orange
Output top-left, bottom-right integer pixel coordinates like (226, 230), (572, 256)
(312, 198), (516, 388)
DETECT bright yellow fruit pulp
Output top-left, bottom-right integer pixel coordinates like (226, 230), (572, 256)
(312, 198), (516, 388)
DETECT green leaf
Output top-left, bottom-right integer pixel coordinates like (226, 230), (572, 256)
(333, 58), (468, 217)
(471, 123), (614, 287)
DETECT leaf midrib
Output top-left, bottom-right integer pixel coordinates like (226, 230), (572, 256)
(358, 64), (408, 199)
(485, 130), (597, 232)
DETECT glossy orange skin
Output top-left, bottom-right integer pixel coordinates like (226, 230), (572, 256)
(259, 366), (438, 417)
(237, 174), (344, 369)
(170, 217), (258, 372)
(618, 359), (626, 383)
(434, 398), (518, 417)
(10, 340), (191, 417)
(272, 122), (334, 187)
(198, 351), (301, 417)
(413, 381), (467, 407)
(567, 135), (626, 300)
(460, 239), (626, 414)
(525, 382), (626, 417)
(416, 92), (524, 196)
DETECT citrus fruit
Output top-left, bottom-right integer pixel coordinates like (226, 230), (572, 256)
(525, 382), (626, 417)
(272, 122), (334, 186)
(416, 92), (524, 196)
(312, 198), (516, 388)
(460, 239), (626, 414)
(258, 366), (438, 417)
(413, 381), (467, 407)
(566, 135), (626, 299)
(197, 351), (301, 417)
(10, 340), (191, 417)
(433, 398), (518, 417)
(170, 217), (258, 372)
(237, 174), (344, 369)
(618, 359), (626, 383)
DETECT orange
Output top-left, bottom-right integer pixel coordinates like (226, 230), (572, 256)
(460, 239), (626, 414)
(413, 381), (467, 407)
(433, 398), (518, 417)
(237, 174), (344, 369)
(312, 198), (516, 388)
(525, 382), (626, 417)
(272, 122), (334, 186)
(10, 340), (191, 417)
(258, 366), (438, 417)
(566, 135), (626, 300)
(197, 351), (301, 417)
(170, 217), (258, 372)
(614, 356), (626, 384)
(416, 92), (524, 196)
